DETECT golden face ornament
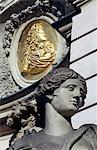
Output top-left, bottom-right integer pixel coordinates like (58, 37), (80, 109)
(10, 18), (68, 87)
(17, 20), (56, 80)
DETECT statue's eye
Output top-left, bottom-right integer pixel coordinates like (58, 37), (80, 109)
(68, 85), (75, 91)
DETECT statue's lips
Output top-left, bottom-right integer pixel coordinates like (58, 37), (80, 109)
(70, 98), (78, 107)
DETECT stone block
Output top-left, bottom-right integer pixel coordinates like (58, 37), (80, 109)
(72, 105), (97, 128)
(85, 77), (97, 107)
(70, 30), (97, 62)
(71, 0), (97, 40)
(70, 52), (97, 79)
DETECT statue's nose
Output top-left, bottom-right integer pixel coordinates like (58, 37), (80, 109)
(73, 88), (81, 97)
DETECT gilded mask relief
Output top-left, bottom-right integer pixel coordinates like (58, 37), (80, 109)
(8, 17), (69, 87)
(3, 1), (69, 88)
(18, 20), (56, 80)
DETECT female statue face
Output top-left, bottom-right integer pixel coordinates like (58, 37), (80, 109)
(51, 78), (85, 117)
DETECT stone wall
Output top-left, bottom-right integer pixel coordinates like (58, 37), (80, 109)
(71, 0), (97, 128)
(0, 0), (96, 149)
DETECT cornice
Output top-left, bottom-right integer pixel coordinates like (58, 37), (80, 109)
(0, 0), (92, 14)
(71, 0), (92, 7)
(0, 0), (18, 13)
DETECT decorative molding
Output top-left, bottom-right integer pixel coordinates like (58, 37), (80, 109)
(2, 0), (70, 88)
(0, 0), (67, 98)
(3, 0), (62, 55)
(71, 0), (92, 7)
(1, 0), (78, 97)
(0, 0), (14, 11)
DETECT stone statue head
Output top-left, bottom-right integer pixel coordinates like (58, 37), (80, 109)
(35, 67), (87, 127)
(36, 67), (87, 100)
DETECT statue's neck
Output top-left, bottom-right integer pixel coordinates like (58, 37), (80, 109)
(44, 103), (73, 136)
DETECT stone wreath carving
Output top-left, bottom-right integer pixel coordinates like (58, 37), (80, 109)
(6, 100), (38, 145)
(3, 0), (62, 56)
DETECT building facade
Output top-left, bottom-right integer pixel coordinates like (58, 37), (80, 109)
(0, 0), (97, 149)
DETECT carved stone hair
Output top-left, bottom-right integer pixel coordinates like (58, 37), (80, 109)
(36, 67), (87, 100)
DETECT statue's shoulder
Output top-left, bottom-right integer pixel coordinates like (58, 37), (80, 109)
(8, 130), (43, 150)
(79, 124), (97, 134)
(61, 124), (97, 150)
(77, 124), (97, 149)
(72, 137), (94, 150)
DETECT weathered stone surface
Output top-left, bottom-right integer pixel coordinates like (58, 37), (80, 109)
(0, 24), (19, 99)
